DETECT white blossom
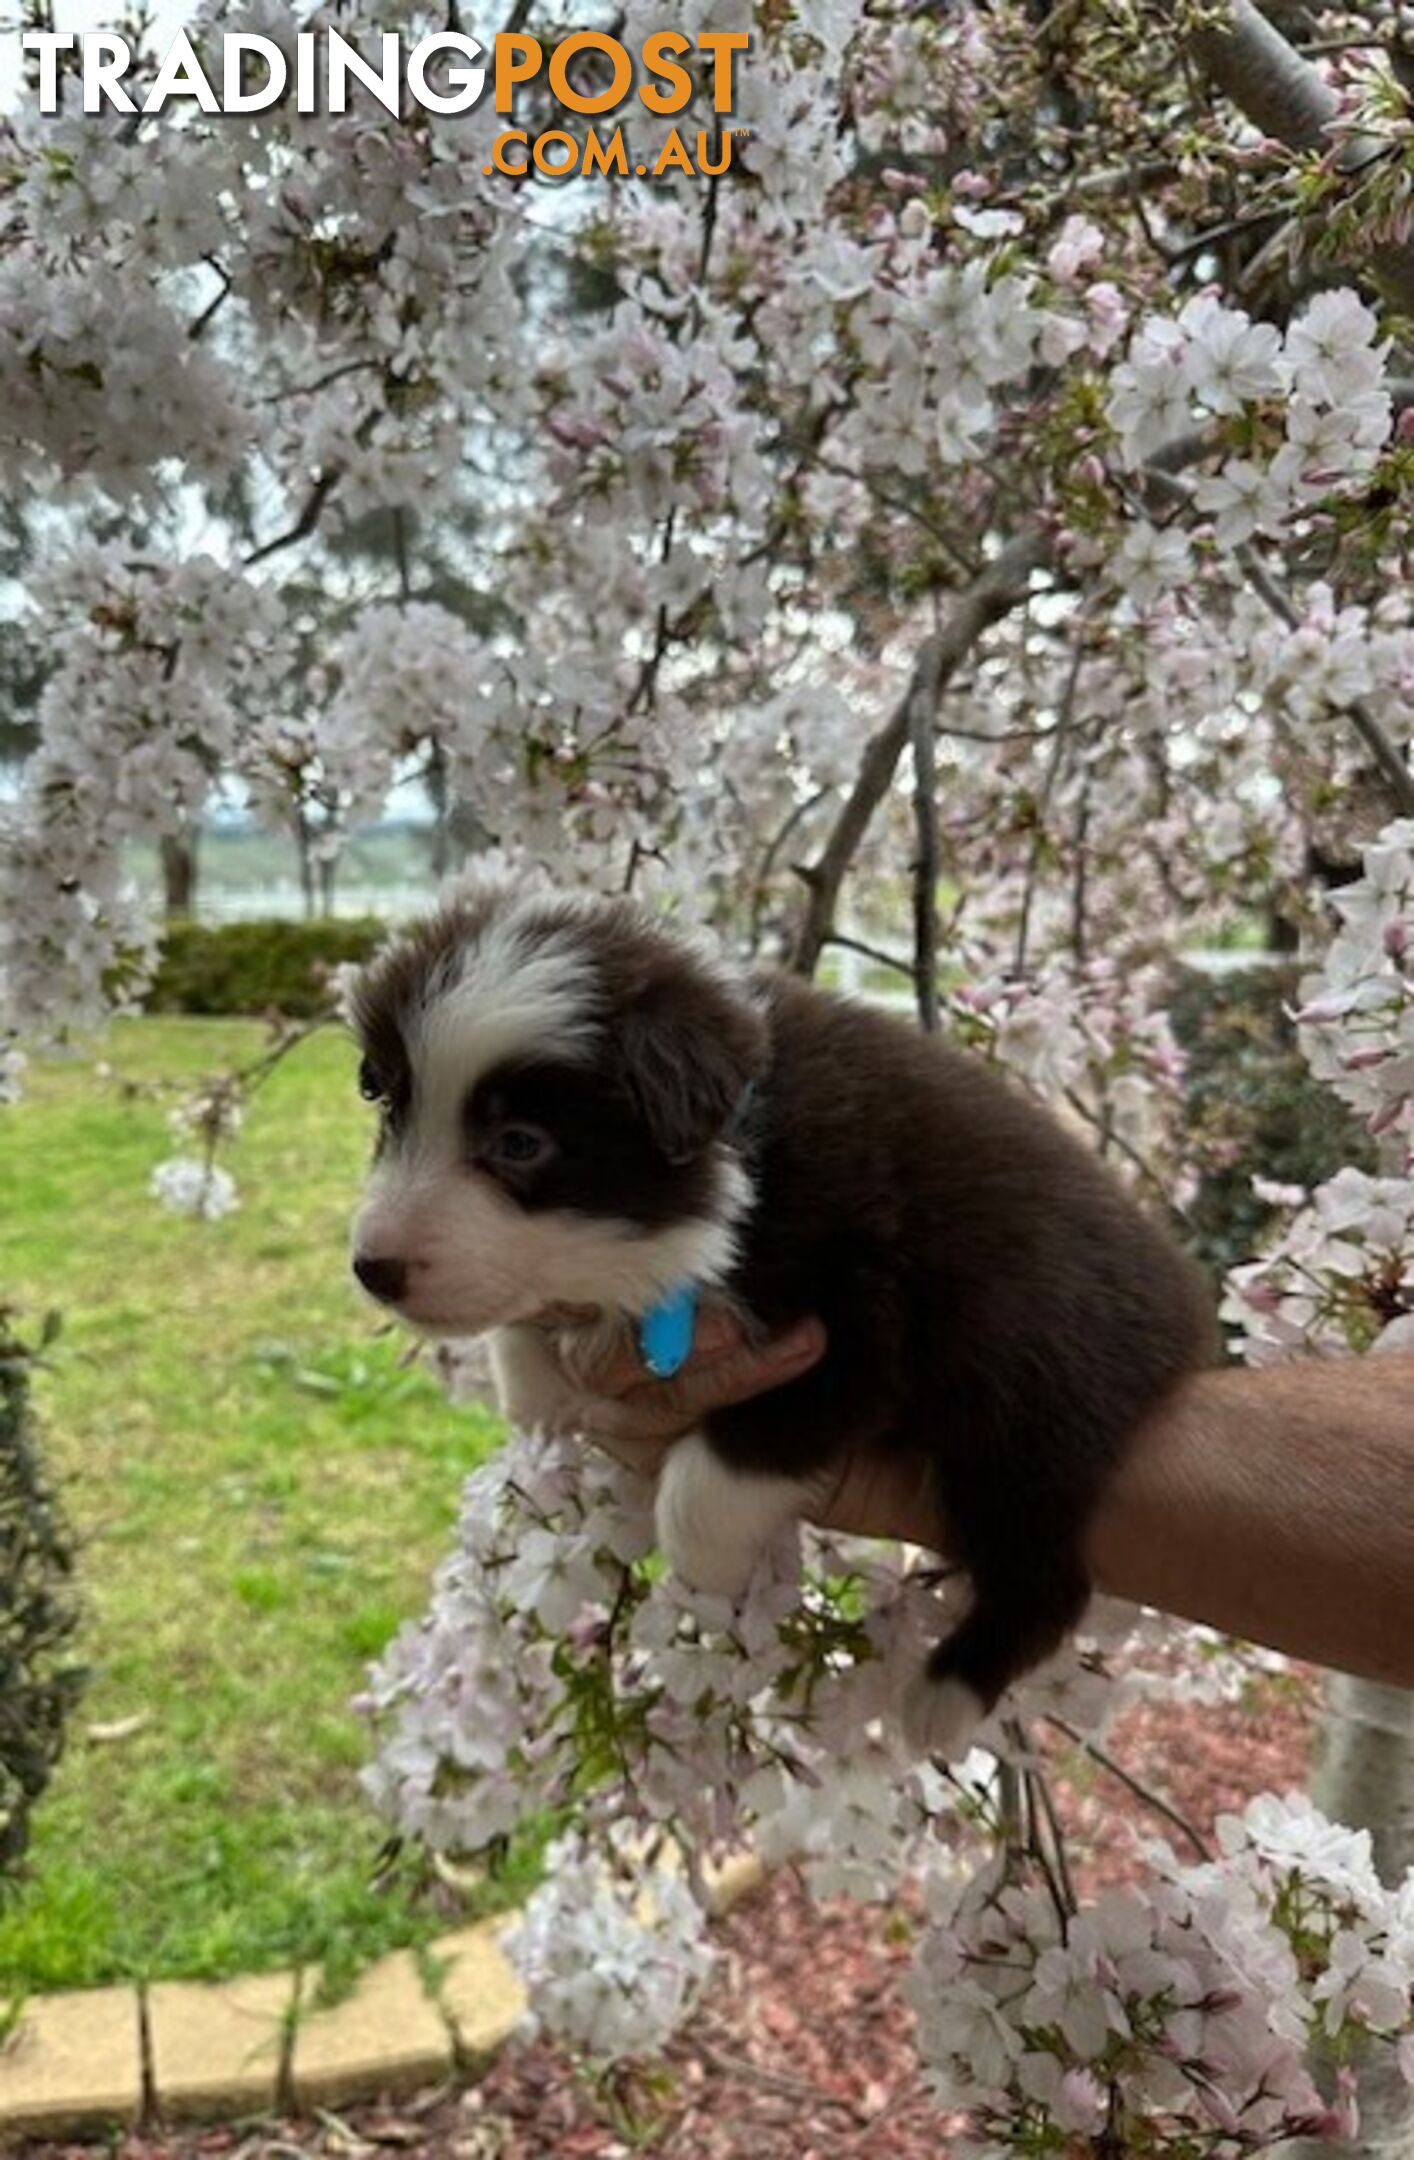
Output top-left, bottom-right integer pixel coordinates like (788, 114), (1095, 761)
(1284, 290), (1389, 408)
(149, 1157), (240, 1221)
(505, 1834), (715, 2059)
(1180, 294), (1286, 416)
(1112, 521), (1195, 608)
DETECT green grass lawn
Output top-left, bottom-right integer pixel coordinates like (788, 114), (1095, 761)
(0, 1017), (517, 1995)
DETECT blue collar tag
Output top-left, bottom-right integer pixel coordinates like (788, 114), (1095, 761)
(639, 1282), (698, 1379)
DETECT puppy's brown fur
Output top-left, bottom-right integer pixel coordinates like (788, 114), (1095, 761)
(702, 972), (1214, 1712)
(351, 890), (1215, 1744)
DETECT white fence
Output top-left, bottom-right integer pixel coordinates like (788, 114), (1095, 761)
(193, 882), (436, 924)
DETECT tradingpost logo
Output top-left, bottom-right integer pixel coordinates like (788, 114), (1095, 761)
(21, 24), (751, 179)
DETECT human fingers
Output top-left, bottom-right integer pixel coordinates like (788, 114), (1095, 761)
(577, 1318), (828, 1446)
(810, 1449), (948, 1551)
(568, 1303), (745, 1397)
(580, 1428), (675, 1482)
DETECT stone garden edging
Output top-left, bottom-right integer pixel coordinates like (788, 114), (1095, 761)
(0, 1854), (766, 2140)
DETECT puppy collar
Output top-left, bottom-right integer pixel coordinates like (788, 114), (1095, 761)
(639, 1282), (699, 1380)
(637, 1078), (761, 1378)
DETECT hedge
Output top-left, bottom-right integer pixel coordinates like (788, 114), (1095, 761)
(145, 918), (388, 1019)
(0, 1313), (84, 1883)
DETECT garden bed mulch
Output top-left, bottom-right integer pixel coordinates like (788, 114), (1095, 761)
(16, 1671), (1315, 2160)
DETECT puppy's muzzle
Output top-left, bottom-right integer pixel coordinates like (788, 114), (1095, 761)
(352, 1252), (408, 1305)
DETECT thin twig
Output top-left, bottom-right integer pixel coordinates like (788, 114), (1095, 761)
(1029, 1761), (1078, 1914)
(1013, 630), (1087, 981)
(1134, 481), (1414, 820)
(235, 1016), (338, 1103)
(698, 127), (723, 289)
(1070, 722), (1100, 968)
(393, 505), (413, 603)
(187, 258), (232, 341)
(1046, 1715), (1215, 1862)
(1006, 1718), (1071, 1932)
(263, 357), (382, 406)
(817, 455), (984, 578)
(824, 930), (916, 980)
(244, 465), (344, 566)
(749, 787), (828, 955)
(691, 2036), (864, 2119)
(1166, 207), (1286, 264)
(1060, 1084), (1188, 1215)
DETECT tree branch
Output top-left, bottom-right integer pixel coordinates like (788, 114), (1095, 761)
(1190, 0), (1337, 155)
(187, 258), (231, 342)
(1188, 0), (1414, 314)
(1013, 631), (1087, 982)
(823, 930), (916, 980)
(787, 409), (1253, 986)
(1137, 455), (1414, 820)
(790, 531), (1051, 977)
(909, 657), (942, 1032)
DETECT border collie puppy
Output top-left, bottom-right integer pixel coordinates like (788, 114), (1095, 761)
(350, 883), (1214, 1758)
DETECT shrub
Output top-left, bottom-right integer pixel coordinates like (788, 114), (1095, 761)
(0, 1313), (84, 1882)
(1170, 963), (1376, 1284)
(146, 918), (387, 1018)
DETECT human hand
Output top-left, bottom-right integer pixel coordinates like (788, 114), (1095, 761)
(561, 1309), (946, 1551)
(532, 1326), (1414, 1684)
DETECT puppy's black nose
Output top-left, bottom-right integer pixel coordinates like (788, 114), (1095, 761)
(353, 1253), (408, 1304)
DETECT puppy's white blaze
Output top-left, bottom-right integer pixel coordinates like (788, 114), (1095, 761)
(411, 913), (600, 1140)
(656, 1433), (827, 1600)
(901, 1673), (986, 1762)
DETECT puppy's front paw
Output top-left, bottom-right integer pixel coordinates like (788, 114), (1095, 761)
(901, 1671), (986, 1762)
(486, 1325), (581, 1435)
(656, 1434), (760, 1599)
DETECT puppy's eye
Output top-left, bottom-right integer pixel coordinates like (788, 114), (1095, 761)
(489, 1124), (552, 1169)
(358, 1057), (385, 1104)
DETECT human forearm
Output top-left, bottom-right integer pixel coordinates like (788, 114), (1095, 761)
(1085, 1356), (1414, 1686)
(565, 1317), (1414, 1686)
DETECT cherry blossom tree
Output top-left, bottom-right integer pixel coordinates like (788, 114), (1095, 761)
(3, 0), (1414, 2146)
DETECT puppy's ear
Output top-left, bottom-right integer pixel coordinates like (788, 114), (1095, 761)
(618, 972), (766, 1163)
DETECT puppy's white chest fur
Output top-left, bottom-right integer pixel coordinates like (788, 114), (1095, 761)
(487, 1324), (591, 1437)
